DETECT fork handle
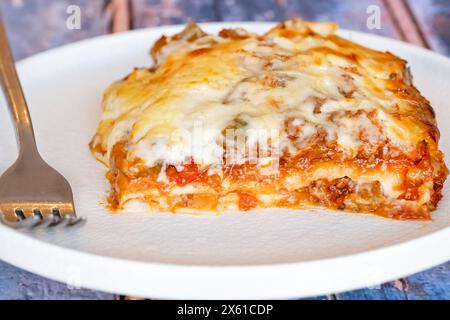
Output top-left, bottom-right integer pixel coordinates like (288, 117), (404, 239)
(0, 15), (39, 158)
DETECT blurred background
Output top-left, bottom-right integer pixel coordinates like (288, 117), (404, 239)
(1, 0), (449, 60)
(0, 0), (449, 300)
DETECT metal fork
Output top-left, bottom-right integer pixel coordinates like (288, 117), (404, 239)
(0, 17), (85, 229)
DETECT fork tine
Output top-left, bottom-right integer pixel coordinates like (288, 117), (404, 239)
(35, 214), (58, 228)
(58, 205), (76, 218)
(67, 216), (87, 228)
(37, 207), (53, 219)
(21, 208), (36, 219)
(0, 213), (11, 225)
(0, 212), (86, 229)
(0, 213), (41, 229)
(35, 214), (86, 229)
(50, 215), (70, 228)
(0, 207), (18, 223)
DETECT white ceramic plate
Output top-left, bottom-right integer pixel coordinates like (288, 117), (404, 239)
(0, 22), (449, 300)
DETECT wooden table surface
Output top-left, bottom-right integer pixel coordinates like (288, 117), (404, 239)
(0, 0), (449, 300)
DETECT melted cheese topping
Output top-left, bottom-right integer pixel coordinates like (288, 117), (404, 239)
(92, 20), (435, 170)
(90, 19), (448, 218)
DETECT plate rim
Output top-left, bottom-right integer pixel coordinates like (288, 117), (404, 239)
(1, 219), (449, 299)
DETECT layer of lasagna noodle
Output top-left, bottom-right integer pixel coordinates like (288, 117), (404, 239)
(90, 19), (448, 220)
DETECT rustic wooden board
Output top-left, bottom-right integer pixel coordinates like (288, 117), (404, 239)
(336, 281), (408, 300)
(217, 0), (401, 37)
(407, 0), (450, 55)
(0, 261), (116, 300)
(402, 261), (450, 300)
(132, 0), (401, 38)
(382, 0), (428, 47)
(0, 0), (112, 60)
(132, 0), (217, 28)
(336, 262), (450, 300)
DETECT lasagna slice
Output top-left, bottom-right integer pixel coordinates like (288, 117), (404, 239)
(90, 19), (448, 220)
